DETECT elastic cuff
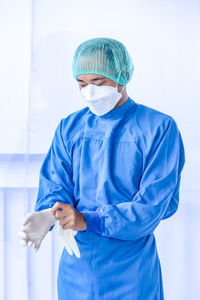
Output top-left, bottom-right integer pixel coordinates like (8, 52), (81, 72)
(34, 206), (56, 232)
(81, 210), (104, 235)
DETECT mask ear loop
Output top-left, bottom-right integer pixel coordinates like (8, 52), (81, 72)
(115, 70), (125, 94)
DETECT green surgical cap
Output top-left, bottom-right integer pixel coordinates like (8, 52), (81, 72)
(72, 37), (134, 86)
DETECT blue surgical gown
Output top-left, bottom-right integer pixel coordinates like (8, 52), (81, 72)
(34, 97), (185, 300)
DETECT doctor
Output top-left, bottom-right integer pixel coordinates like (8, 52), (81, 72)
(18, 37), (185, 300)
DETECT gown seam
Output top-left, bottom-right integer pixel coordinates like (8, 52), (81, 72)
(61, 117), (86, 162)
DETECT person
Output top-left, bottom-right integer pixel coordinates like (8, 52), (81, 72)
(18, 37), (185, 299)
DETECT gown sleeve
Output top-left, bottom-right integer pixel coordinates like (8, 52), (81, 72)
(80, 117), (185, 240)
(34, 118), (74, 230)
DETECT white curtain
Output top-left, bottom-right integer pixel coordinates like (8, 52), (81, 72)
(0, 0), (199, 299)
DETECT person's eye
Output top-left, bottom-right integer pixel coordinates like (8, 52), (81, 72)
(96, 82), (105, 86)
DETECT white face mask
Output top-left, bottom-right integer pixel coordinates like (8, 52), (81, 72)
(80, 84), (125, 116)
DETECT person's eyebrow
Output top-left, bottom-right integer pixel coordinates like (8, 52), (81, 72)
(77, 77), (105, 82)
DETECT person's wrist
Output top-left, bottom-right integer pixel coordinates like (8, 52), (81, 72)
(82, 214), (87, 231)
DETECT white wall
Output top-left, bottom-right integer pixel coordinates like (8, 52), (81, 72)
(0, 1), (199, 299)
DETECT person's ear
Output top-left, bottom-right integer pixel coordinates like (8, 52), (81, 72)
(118, 84), (126, 93)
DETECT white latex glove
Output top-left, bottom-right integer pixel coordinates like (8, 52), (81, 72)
(17, 208), (56, 251)
(18, 208), (81, 257)
(54, 220), (81, 258)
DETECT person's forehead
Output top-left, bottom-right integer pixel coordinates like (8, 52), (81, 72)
(77, 74), (106, 81)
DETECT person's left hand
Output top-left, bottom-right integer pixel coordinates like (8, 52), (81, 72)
(51, 202), (86, 231)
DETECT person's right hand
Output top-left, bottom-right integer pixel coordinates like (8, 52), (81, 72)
(17, 208), (56, 251)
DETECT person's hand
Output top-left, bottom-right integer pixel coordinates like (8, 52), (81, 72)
(17, 208), (56, 251)
(51, 202), (87, 231)
(51, 202), (85, 258)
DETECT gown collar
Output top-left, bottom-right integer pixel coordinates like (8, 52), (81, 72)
(93, 97), (135, 120)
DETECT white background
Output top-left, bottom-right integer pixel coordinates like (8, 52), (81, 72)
(0, 0), (199, 299)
